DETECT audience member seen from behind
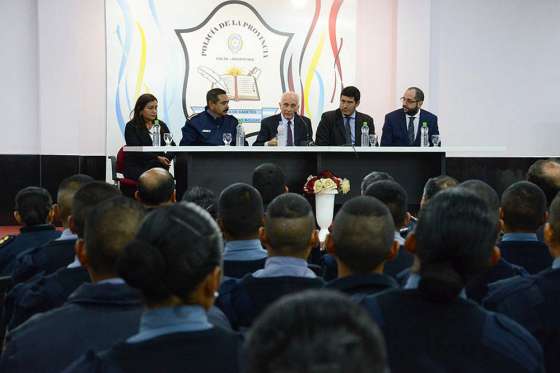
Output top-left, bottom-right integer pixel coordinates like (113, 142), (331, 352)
(12, 174), (94, 284)
(325, 196), (399, 300)
(135, 168), (176, 210)
(1, 197), (145, 373)
(484, 192), (560, 372)
(360, 171), (394, 196)
(65, 202), (241, 373)
(498, 181), (551, 274)
(217, 193), (324, 330)
(182, 186), (218, 219)
(124, 93), (174, 180)
(457, 179), (529, 303)
(246, 290), (388, 373)
(527, 158), (560, 208)
(420, 175), (458, 209)
(1, 182), (121, 332)
(252, 163), (288, 208)
(0, 187), (59, 275)
(364, 180), (413, 279)
(360, 189), (544, 373)
(218, 183), (267, 279)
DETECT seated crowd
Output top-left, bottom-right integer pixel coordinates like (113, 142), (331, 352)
(0, 158), (559, 372)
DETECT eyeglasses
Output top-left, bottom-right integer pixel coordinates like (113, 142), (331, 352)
(400, 97), (418, 104)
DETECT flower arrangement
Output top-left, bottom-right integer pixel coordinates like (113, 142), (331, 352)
(303, 170), (350, 195)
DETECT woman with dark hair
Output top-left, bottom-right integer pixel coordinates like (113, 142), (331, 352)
(64, 202), (241, 373)
(361, 188), (545, 373)
(124, 93), (174, 180)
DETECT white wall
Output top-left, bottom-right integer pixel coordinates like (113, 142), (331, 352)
(1, 0), (39, 154)
(2, 0), (559, 157)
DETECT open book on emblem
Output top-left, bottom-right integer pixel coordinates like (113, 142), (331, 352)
(198, 66), (261, 101)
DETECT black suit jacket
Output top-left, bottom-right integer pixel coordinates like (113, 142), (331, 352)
(315, 109), (374, 146)
(253, 114), (313, 146)
(380, 108), (439, 146)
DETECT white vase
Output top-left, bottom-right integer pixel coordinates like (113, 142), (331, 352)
(315, 189), (338, 242)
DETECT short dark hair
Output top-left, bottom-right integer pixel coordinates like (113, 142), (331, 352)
(252, 163), (286, 205)
(364, 180), (408, 228)
(408, 87), (425, 102)
(332, 196), (395, 273)
(360, 171), (394, 195)
(548, 193), (560, 241)
(117, 202), (222, 306)
(207, 88), (227, 105)
(14, 187), (53, 226)
(246, 290), (388, 373)
(182, 186), (217, 219)
(416, 189), (498, 302)
(218, 183), (264, 239)
(137, 168), (175, 206)
(56, 174), (94, 222)
(501, 181), (547, 232)
(265, 193), (315, 255)
(72, 182), (121, 238)
(423, 175), (458, 202)
(341, 86), (360, 102)
(527, 159), (560, 207)
(458, 180), (499, 216)
(84, 197), (145, 275)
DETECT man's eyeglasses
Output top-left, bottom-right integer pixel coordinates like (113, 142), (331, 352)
(400, 97), (418, 104)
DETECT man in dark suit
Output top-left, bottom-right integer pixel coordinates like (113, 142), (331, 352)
(381, 87), (439, 146)
(315, 86), (374, 146)
(253, 92), (313, 146)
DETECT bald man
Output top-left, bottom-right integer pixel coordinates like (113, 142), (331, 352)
(254, 92), (313, 146)
(134, 168), (176, 209)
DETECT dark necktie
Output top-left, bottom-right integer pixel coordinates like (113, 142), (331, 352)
(344, 116), (352, 144)
(287, 120), (293, 146)
(407, 116), (415, 145)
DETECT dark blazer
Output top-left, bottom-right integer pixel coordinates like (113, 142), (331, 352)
(2, 266), (90, 331)
(380, 108), (439, 146)
(223, 258), (266, 279)
(325, 273), (398, 302)
(484, 268), (560, 372)
(315, 109), (374, 146)
(0, 283), (143, 373)
(253, 113), (313, 146)
(498, 239), (552, 274)
(0, 225), (60, 276)
(362, 289), (545, 373)
(466, 258), (528, 303)
(123, 120), (174, 180)
(64, 327), (242, 373)
(11, 238), (76, 284)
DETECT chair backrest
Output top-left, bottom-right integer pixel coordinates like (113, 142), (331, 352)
(116, 146), (126, 174)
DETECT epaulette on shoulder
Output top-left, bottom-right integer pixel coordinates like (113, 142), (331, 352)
(0, 235), (15, 248)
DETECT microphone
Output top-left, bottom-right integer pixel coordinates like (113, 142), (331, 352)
(295, 114), (314, 146)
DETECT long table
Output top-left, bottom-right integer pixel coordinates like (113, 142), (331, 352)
(125, 146), (458, 207)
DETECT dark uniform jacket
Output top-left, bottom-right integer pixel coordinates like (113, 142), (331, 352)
(11, 238), (76, 284)
(0, 225), (60, 275)
(497, 239), (552, 274)
(466, 258), (528, 303)
(484, 267), (560, 373)
(325, 273), (398, 302)
(223, 258), (266, 279)
(124, 120), (174, 180)
(361, 288), (545, 373)
(180, 108), (241, 146)
(315, 109), (374, 146)
(0, 282), (143, 373)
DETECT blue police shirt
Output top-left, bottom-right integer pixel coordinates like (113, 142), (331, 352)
(179, 108), (239, 146)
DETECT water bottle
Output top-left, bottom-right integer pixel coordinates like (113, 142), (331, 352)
(420, 122), (429, 147)
(277, 122), (286, 146)
(152, 120), (161, 146)
(360, 122), (369, 147)
(235, 121), (245, 147)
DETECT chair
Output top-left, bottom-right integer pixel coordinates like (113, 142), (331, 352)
(109, 146), (138, 198)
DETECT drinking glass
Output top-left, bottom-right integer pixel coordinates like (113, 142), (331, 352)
(431, 135), (441, 147)
(369, 134), (378, 147)
(164, 133), (173, 146)
(223, 132), (232, 146)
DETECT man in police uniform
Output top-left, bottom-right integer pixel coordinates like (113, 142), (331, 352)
(0, 187), (60, 275)
(180, 88), (242, 146)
